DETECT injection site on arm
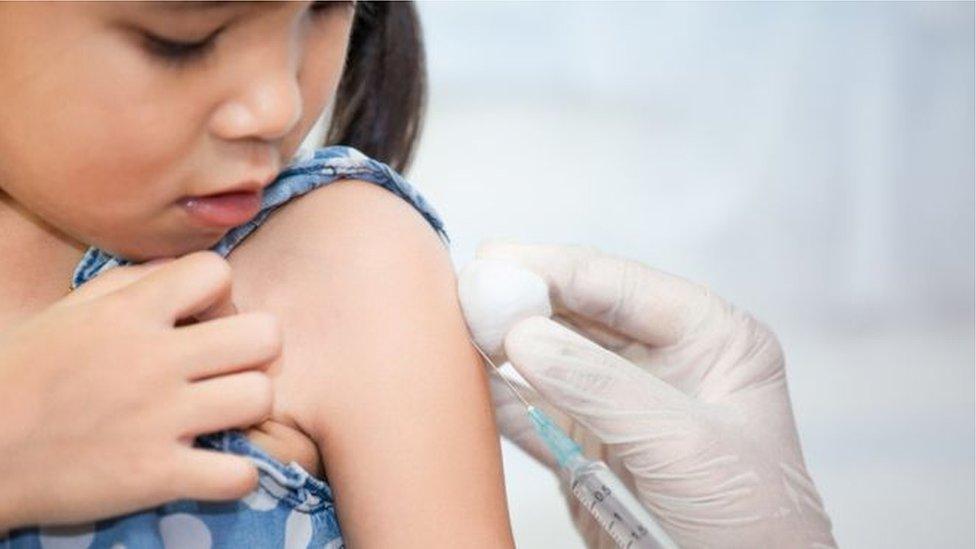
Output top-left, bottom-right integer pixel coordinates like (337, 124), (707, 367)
(226, 178), (516, 547)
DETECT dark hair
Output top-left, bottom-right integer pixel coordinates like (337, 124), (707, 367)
(323, 1), (427, 175)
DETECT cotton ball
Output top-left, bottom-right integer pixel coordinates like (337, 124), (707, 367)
(457, 258), (552, 360)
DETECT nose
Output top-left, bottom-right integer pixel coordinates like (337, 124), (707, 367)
(209, 44), (304, 143)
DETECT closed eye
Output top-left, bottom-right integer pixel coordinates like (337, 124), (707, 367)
(142, 1), (356, 69)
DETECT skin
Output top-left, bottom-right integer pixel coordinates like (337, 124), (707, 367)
(0, 2), (515, 545)
(0, 0), (348, 317)
(227, 178), (516, 546)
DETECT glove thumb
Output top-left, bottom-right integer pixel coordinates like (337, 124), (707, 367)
(488, 372), (574, 471)
(503, 315), (692, 447)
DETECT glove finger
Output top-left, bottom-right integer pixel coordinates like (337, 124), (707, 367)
(488, 374), (565, 470)
(476, 238), (718, 348)
(488, 369), (598, 463)
(504, 315), (693, 446)
(474, 345), (575, 434)
(487, 367), (624, 471)
(549, 312), (637, 356)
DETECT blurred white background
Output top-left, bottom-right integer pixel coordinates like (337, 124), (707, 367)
(403, 2), (974, 547)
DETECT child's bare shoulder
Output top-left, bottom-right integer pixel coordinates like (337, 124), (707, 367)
(227, 177), (451, 313)
(223, 178), (456, 471)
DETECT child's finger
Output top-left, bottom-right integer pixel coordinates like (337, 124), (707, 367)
(171, 449), (259, 502)
(60, 257), (177, 306)
(178, 370), (274, 434)
(173, 312), (281, 381)
(178, 286), (239, 326)
(119, 251), (235, 326)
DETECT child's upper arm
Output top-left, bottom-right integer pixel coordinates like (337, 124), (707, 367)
(230, 179), (514, 547)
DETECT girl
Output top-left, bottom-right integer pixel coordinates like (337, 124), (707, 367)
(0, 1), (514, 547)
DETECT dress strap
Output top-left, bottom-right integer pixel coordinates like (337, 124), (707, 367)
(70, 145), (450, 290)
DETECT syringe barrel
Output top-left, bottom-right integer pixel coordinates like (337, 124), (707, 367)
(569, 460), (678, 549)
(525, 406), (678, 547)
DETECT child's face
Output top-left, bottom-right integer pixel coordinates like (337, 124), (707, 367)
(0, 1), (355, 260)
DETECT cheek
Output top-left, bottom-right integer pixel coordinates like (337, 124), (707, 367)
(0, 24), (194, 209)
(51, 39), (198, 195)
(292, 27), (352, 141)
(306, 28), (351, 92)
(0, 28), (209, 242)
(0, 8), (354, 257)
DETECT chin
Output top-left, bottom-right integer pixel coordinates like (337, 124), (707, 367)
(96, 229), (229, 263)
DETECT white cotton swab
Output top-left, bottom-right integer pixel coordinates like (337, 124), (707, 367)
(457, 258), (552, 362)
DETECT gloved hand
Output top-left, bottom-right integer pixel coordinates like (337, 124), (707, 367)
(463, 239), (836, 549)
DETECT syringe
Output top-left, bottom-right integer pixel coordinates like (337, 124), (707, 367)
(471, 342), (679, 549)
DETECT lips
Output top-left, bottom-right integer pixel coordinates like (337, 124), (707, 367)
(178, 190), (263, 228)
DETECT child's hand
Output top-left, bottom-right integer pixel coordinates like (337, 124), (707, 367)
(0, 251), (281, 533)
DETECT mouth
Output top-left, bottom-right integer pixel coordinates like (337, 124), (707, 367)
(177, 189), (263, 228)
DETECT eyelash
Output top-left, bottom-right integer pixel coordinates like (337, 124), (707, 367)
(144, 1), (355, 69)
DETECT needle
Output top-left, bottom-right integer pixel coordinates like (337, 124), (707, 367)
(469, 339), (534, 410)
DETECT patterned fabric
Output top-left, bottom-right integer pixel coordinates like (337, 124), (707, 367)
(4, 145), (450, 549)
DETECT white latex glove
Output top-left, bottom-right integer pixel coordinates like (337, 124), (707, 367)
(463, 239), (836, 549)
